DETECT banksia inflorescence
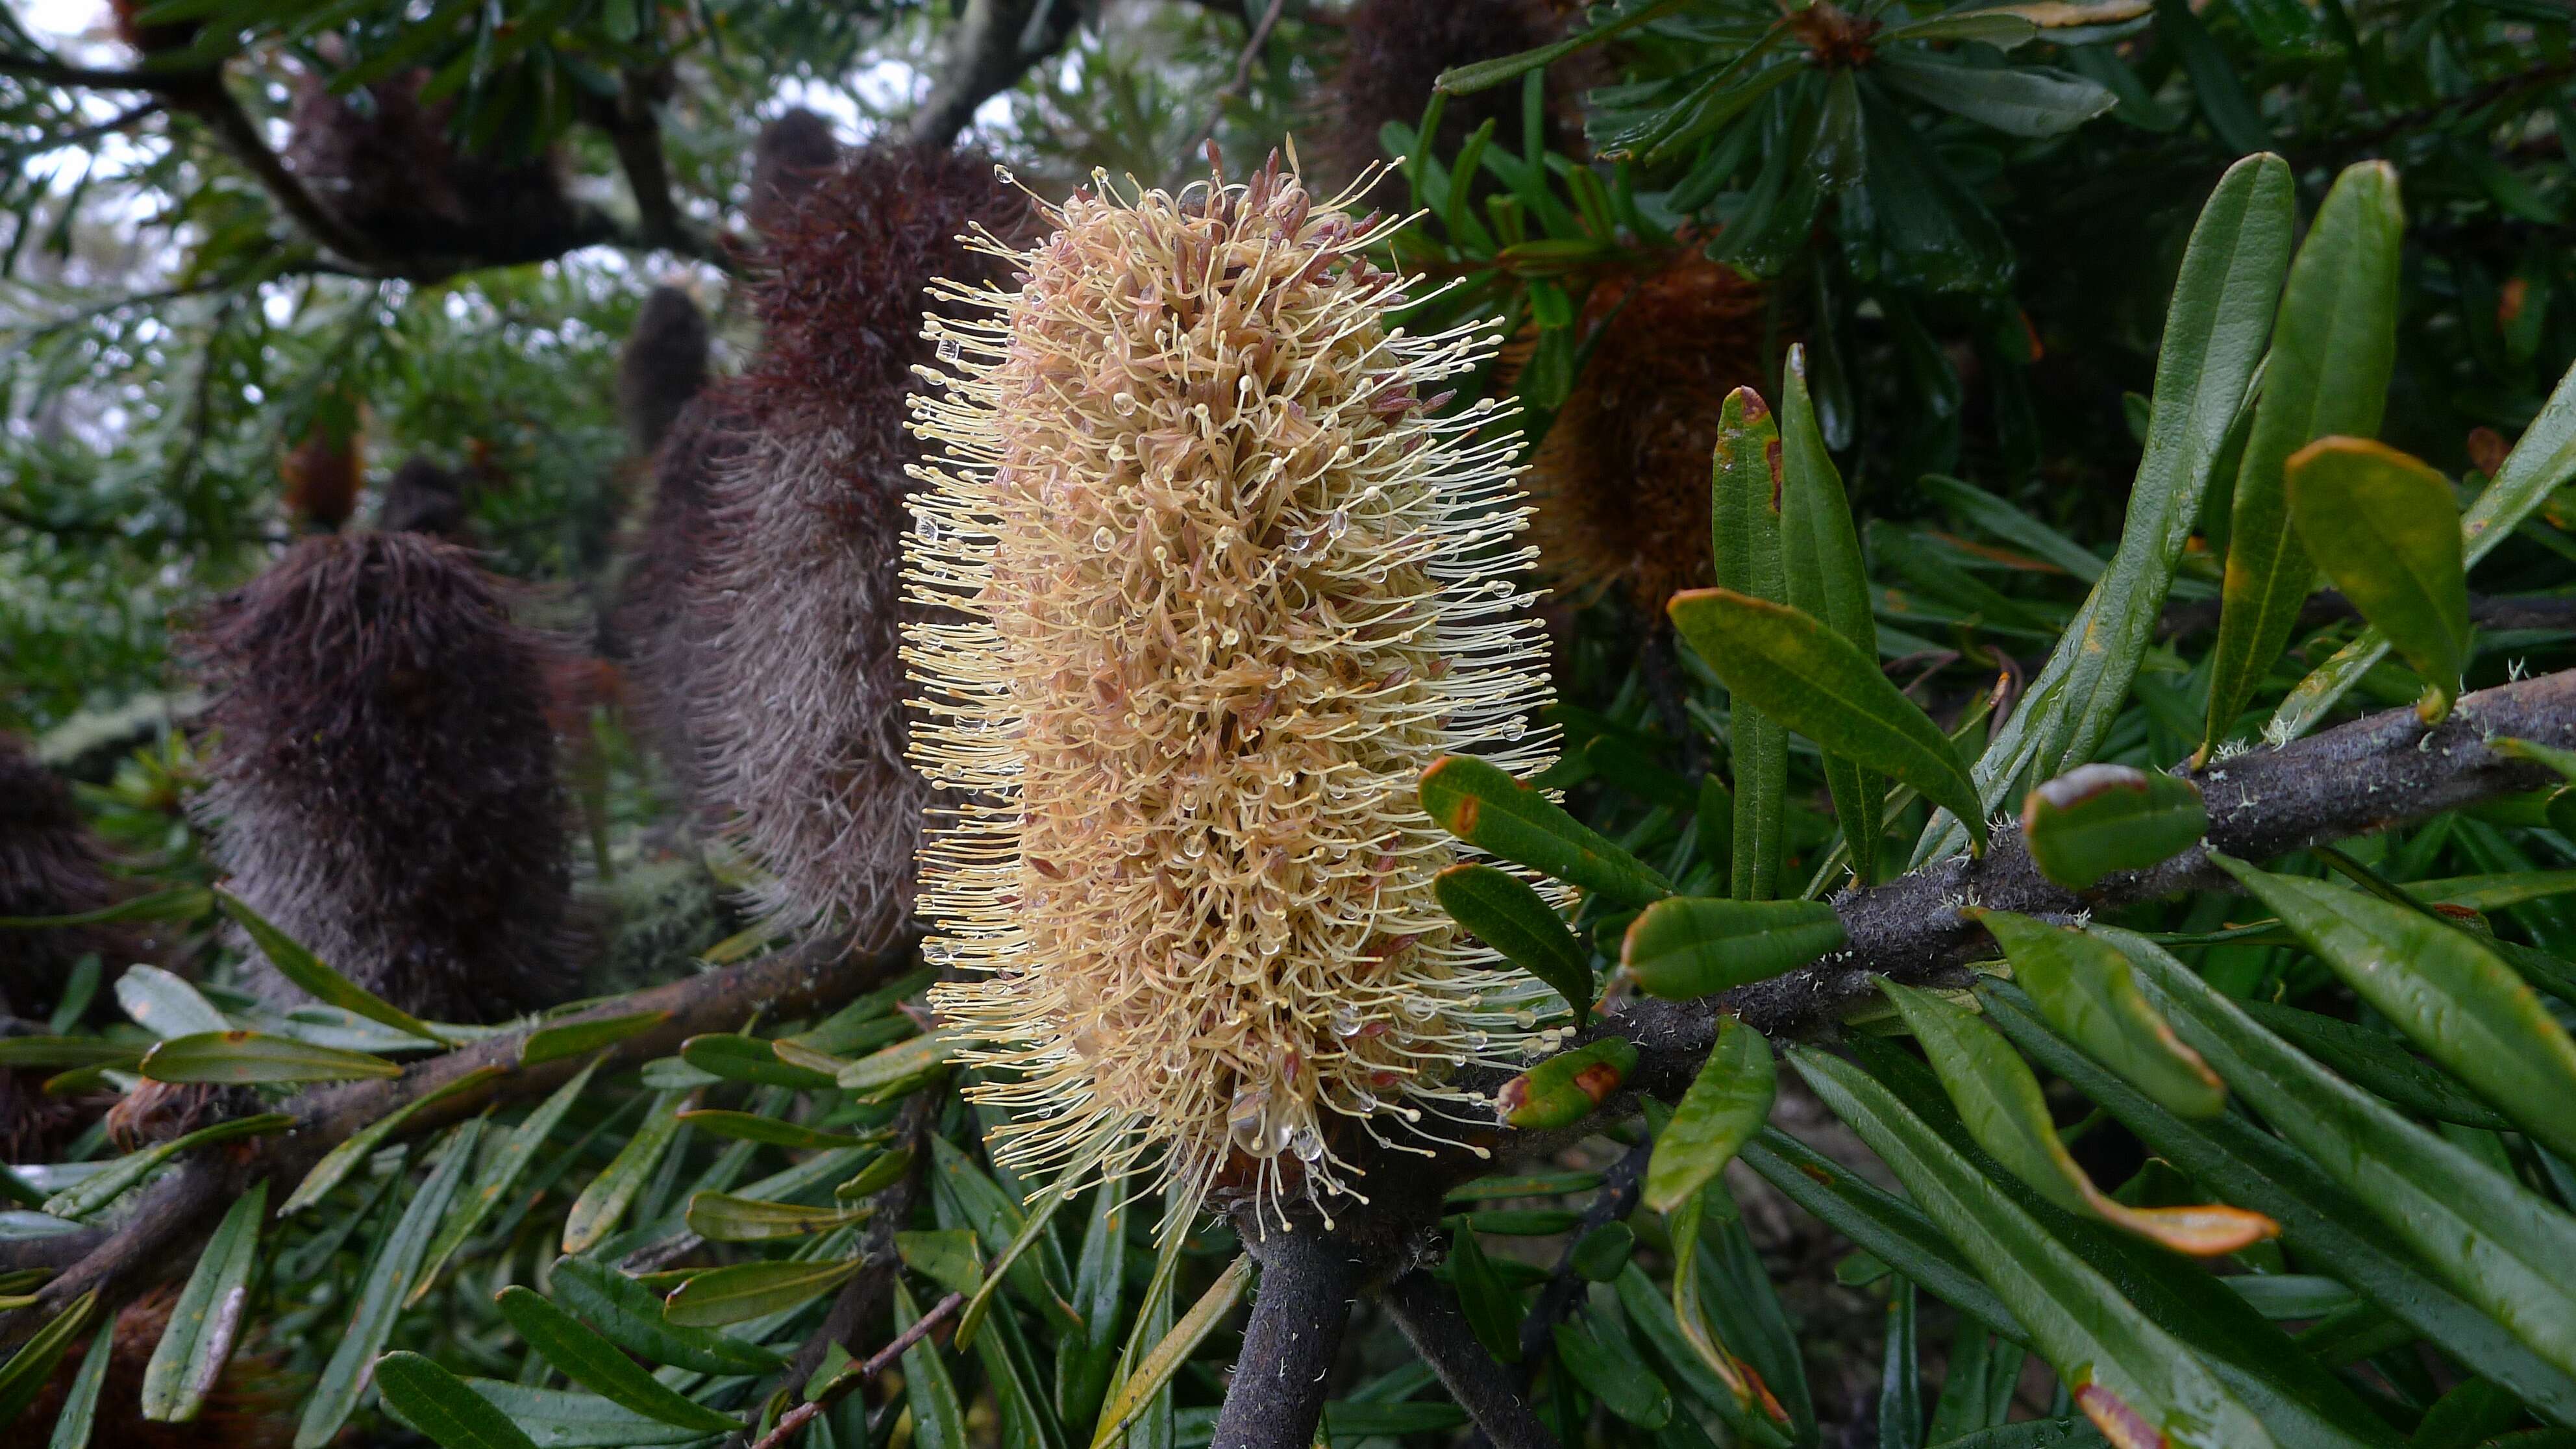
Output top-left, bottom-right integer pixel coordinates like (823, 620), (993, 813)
(682, 144), (1022, 948)
(1526, 253), (1768, 613)
(1310, 0), (1586, 193)
(0, 736), (153, 1020)
(619, 286), (711, 458)
(188, 532), (573, 1022)
(905, 156), (1557, 1223)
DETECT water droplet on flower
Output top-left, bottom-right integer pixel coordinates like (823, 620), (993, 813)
(1402, 997), (1439, 1021)
(1291, 1126), (1325, 1161)
(1502, 717), (1526, 740)
(1093, 526), (1116, 552)
(936, 336), (961, 364)
(1326, 508), (1350, 539)
(919, 516), (942, 545)
(1330, 1006), (1363, 1037)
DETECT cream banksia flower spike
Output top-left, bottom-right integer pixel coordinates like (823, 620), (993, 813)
(904, 153), (1559, 1228)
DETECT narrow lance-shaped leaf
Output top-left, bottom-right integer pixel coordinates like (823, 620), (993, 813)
(1645, 1017), (1776, 1213)
(1670, 591), (1987, 852)
(215, 889), (448, 1046)
(1087, 1254), (1254, 1449)
(1622, 897), (1845, 1001)
(1931, 153), (2293, 861)
(1790, 1046), (2279, 1449)
(409, 1058), (604, 1306)
(1419, 755), (1674, 906)
(560, 1088), (687, 1253)
(45, 1113), (293, 1222)
(521, 1009), (669, 1067)
(2107, 926), (2576, 1385)
(0, 1291), (99, 1429)
(1666, 1193), (1766, 1419)
(297, 1119), (486, 1449)
(1448, 1224), (1526, 1363)
(1881, 980), (2275, 1256)
(685, 1192), (871, 1241)
(663, 1255), (868, 1328)
(2211, 855), (2576, 1165)
(46, 1313), (114, 1449)
(545, 1256), (785, 1374)
(1710, 386), (1791, 898)
(2020, 765), (2207, 892)
(283, 1066), (504, 1216)
(2284, 438), (2470, 722)
(2238, 1002), (2509, 1130)
(1781, 344), (1885, 886)
(116, 964), (230, 1039)
(493, 1285), (742, 1431)
(1975, 911), (2224, 1119)
(374, 1352), (542, 1449)
(2200, 159), (2403, 756)
(1495, 1037), (1635, 1129)
(2268, 356), (2576, 741)
(142, 1179), (267, 1423)
(141, 1030), (401, 1085)
(1434, 864), (1591, 1018)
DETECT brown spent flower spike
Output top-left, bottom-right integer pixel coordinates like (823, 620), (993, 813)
(188, 531), (574, 1023)
(1525, 252), (1768, 613)
(0, 736), (154, 1021)
(683, 144), (1023, 949)
(904, 155), (1561, 1227)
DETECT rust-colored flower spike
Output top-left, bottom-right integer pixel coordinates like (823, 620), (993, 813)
(682, 144), (1024, 949)
(905, 155), (1559, 1225)
(1525, 252), (1768, 613)
(188, 532), (574, 1022)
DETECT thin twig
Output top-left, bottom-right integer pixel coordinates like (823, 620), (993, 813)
(0, 51), (169, 90)
(1513, 1136), (1651, 1372)
(1381, 1271), (1559, 1449)
(1171, 0), (1289, 189)
(745, 1289), (963, 1449)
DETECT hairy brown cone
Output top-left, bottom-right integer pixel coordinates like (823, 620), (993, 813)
(0, 736), (153, 1020)
(186, 532), (573, 1022)
(377, 456), (469, 538)
(1526, 253), (1770, 612)
(747, 107), (843, 240)
(23, 1286), (299, 1449)
(282, 66), (579, 267)
(611, 393), (747, 813)
(681, 145), (1024, 947)
(619, 286), (711, 457)
(1307, 0), (1588, 195)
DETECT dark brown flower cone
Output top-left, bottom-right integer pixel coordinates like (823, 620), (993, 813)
(619, 286), (711, 458)
(0, 736), (154, 1021)
(185, 532), (574, 1022)
(282, 65), (579, 266)
(1525, 253), (1770, 614)
(376, 456), (469, 539)
(1306, 0), (1594, 197)
(21, 1285), (301, 1449)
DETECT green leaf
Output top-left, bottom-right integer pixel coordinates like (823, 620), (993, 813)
(1739, 1132), (2022, 1344)
(45, 1311), (113, 1449)
(115, 964), (231, 1039)
(679, 1033), (837, 1090)
(283, 1066), (506, 1217)
(1644, 1016), (1776, 1213)
(1495, 1037), (1636, 1129)
(1433, 864), (1591, 1017)
(494, 1285), (742, 1431)
(1880, 1278), (1921, 1449)
(2107, 926), (2576, 1386)
(1668, 590), (1986, 850)
(1932, 153), (2293, 860)
(1620, 896), (1846, 1000)
(545, 1256), (785, 1374)
(0, 1291), (97, 1430)
(1449, 1223), (1525, 1361)
(0, 885), (208, 930)
(897, 1228), (987, 1297)
(684, 1191), (870, 1241)
(215, 890), (447, 1047)
(1789, 1047), (2278, 1449)
(2269, 360), (2576, 741)
(673, 1109), (872, 1150)
(560, 1088), (687, 1252)
(1089, 1254), (1253, 1449)
(298, 1119), (486, 1449)
(374, 1352), (543, 1449)
(662, 1254), (867, 1328)
(1975, 911), (2225, 1118)
(2284, 438), (2470, 721)
(521, 1010), (669, 1067)
(787, 967), (934, 1055)
(954, 1175), (1074, 1350)
(0, 1037), (140, 1069)
(1875, 55), (2114, 137)
(410, 1058), (604, 1306)
(1781, 343), (1885, 886)
(1981, 980), (2576, 1422)
(836, 1146), (913, 1202)
(1881, 980), (2275, 1255)
(2238, 1002), (2510, 1130)
(45, 1113), (293, 1222)
(836, 1031), (950, 1093)
(2202, 161), (2405, 756)
(1555, 1313), (1674, 1428)
(142, 1178), (266, 1422)
(2211, 856), (2576, 1165)
(1709, 385), (1791, 898)
(458, 1381), (703, 1447)
(1433, 0), (1689, 94)
(1419, 755), (1674, 906)
(2020, 765), (2208, 891)
(140, 1030), (400, 1084)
